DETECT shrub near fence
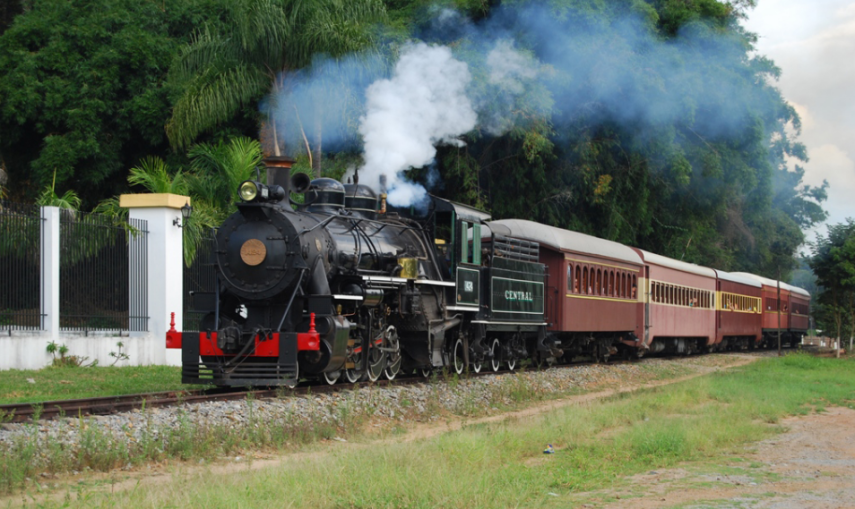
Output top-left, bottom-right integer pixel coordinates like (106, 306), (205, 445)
(59, 211), (148, 332)
(0, 202), (42, 331)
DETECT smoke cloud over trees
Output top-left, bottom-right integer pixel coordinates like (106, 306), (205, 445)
(0, 0), (827, 279)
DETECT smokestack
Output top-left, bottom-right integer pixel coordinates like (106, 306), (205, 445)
(264, 155), (295, 201)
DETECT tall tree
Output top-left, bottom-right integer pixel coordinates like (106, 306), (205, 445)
(167, 0), (387, 170)
(810, 220), (855, 344)
(0, 0), (236, 204)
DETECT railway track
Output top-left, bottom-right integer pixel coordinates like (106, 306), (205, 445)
(0, 349), (780, 424)
(0, 374), (435, 424)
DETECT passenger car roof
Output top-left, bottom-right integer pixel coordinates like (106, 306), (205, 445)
(634, 249), (717, 278)
(730, 272), (811, 297)
(486, 219), (643, 265)
(714, 270), (762, 288)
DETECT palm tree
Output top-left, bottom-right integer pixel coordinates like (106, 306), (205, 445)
(187, 136), (263, 204)
(36, 170), (82, 214)
(109, 137), (264, 265)
(166, 0), (386, 163)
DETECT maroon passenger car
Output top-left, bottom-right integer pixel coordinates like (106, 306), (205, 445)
(731, 273), (807, 347)
(714, 271), (762, 349)
(788, 287), (811, 339)
(633, 250), (716, 355)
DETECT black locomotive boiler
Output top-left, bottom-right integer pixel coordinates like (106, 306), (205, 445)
(167, 157), (552, 386)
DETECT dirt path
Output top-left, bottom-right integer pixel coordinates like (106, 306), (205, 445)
(594, 406), (855, 509)
(8, 355), (759, 507)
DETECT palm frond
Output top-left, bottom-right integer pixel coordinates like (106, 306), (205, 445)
(168, 0), (387, 148)
(188, 137), (263, 205)
(182, 199), (223, 267)
(35, 170), (82, 214)
(91, 197), (128, 221)
(167, 64), (269, 149)
(128, 157), (189, 195)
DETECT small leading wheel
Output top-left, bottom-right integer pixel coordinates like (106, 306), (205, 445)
(451, 337), (465, 375)
(420, 367), (432, 379)
(322, 370), (340, 385)
(507, 357), (517, 371)
(472, 360), (482, 373)
(491, 338), (501, 372)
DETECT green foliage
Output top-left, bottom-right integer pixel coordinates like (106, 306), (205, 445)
(45, 341), (94, 368)
(167, 0), (387, 151)
(128, 158), (189, 196)
(0, 0), (236, 204)
(34, 171), (82, 218)
(809, 220), (855, 339)
(109, 341), (130, 366)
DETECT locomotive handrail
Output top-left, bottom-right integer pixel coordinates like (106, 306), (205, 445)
(299, 214), (338, 235)
(276, 267), (307, 332)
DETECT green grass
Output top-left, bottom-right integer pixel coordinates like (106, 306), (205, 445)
(0, 365), (205, 404)
(36, 353), (855, 509)
(7, 355), (855, 509)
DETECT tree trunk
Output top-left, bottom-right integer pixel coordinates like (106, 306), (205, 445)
(312, 103), (322, 178)
(269, 75), (284, 157)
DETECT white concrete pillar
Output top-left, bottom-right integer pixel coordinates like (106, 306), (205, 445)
(40, 206), (60, 342)
(121, 193), (190, 366)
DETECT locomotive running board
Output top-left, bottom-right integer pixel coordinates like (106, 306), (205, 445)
(361, 276), (456, 287)
(446, 305), (480, 312)
(471, 320), (548, 325)
(415, 280), (456, 287)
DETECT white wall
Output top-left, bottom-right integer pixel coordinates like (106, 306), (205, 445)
(0, 332), (156, 371)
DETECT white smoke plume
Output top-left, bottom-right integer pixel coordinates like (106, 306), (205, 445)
(487, 39), (538, 94)
(480, 39), (541, 135)
(358, 42), (477, 207)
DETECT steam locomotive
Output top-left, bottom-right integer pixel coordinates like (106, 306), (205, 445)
(167, 156), (549, 386)
(166, 157), (810, 387)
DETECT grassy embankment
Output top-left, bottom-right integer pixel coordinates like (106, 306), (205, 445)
(0, 358), (695, 495)
(0, 366), (205, 405)
(38, 353), (855, 509)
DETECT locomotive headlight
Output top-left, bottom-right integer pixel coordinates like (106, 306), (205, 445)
(239, 181), (259, 202)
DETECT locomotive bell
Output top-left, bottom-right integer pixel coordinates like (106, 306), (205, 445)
(291, 172), (311, 193)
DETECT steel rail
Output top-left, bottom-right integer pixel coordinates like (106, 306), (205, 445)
(0, 376), (430, 424)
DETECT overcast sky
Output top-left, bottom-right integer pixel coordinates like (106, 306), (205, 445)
(742, 1), (855, 247)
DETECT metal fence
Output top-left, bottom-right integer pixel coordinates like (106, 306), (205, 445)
(59, 211), (148, 332)
(183, 236), (216, 332)
(0, 201), (43, 331)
